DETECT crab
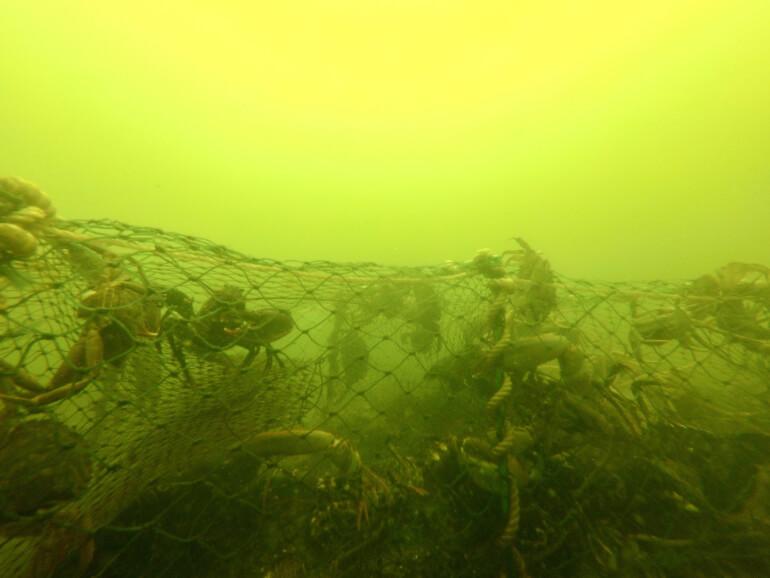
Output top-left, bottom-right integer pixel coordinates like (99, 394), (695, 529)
(236, 307), (296, 367)
(627, 298), (698, 362)
(161, 285), (295, 382)
(0, 414), (92, 534)
(0, 411), (96, 578)
(244, 428), (390, 530)
(0, 268), (163, 408)
(685, 263), (770, 353)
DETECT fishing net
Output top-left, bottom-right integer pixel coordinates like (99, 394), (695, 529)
(1, 177), (769, 578)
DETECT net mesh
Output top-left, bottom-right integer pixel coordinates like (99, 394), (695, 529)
(1, 180), (769, 578)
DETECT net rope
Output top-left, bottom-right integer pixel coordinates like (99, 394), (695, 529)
(1, 179), (769, 578)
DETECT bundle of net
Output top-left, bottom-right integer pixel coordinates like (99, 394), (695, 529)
(1, 177), (769, 578)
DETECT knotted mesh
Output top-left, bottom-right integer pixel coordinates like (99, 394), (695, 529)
(1, 179), (769, 578)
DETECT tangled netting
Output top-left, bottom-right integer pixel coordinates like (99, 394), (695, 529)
(1, 178), (769, 578)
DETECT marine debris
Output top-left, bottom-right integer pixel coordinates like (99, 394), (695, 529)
(1, 178), (769, 578)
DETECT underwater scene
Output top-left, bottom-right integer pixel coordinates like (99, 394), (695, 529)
(3, 2), (770, 577)
(1, 177), (769, 577)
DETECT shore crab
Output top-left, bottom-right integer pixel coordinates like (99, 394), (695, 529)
(0, 265), (163, 408)
(627, 298), (697, 362)
(161, 285), (295, 383)
(0, 414), (92, 534)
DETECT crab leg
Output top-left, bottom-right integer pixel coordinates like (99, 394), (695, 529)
(0, 361), (46, 393)
(237, 429), (362, 475)
(50, 327), (104, 389)
(0, 327), (104, 407)
(0, 375), (98, 407)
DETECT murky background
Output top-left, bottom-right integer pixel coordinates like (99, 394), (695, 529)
(1, 1), (769, 278)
